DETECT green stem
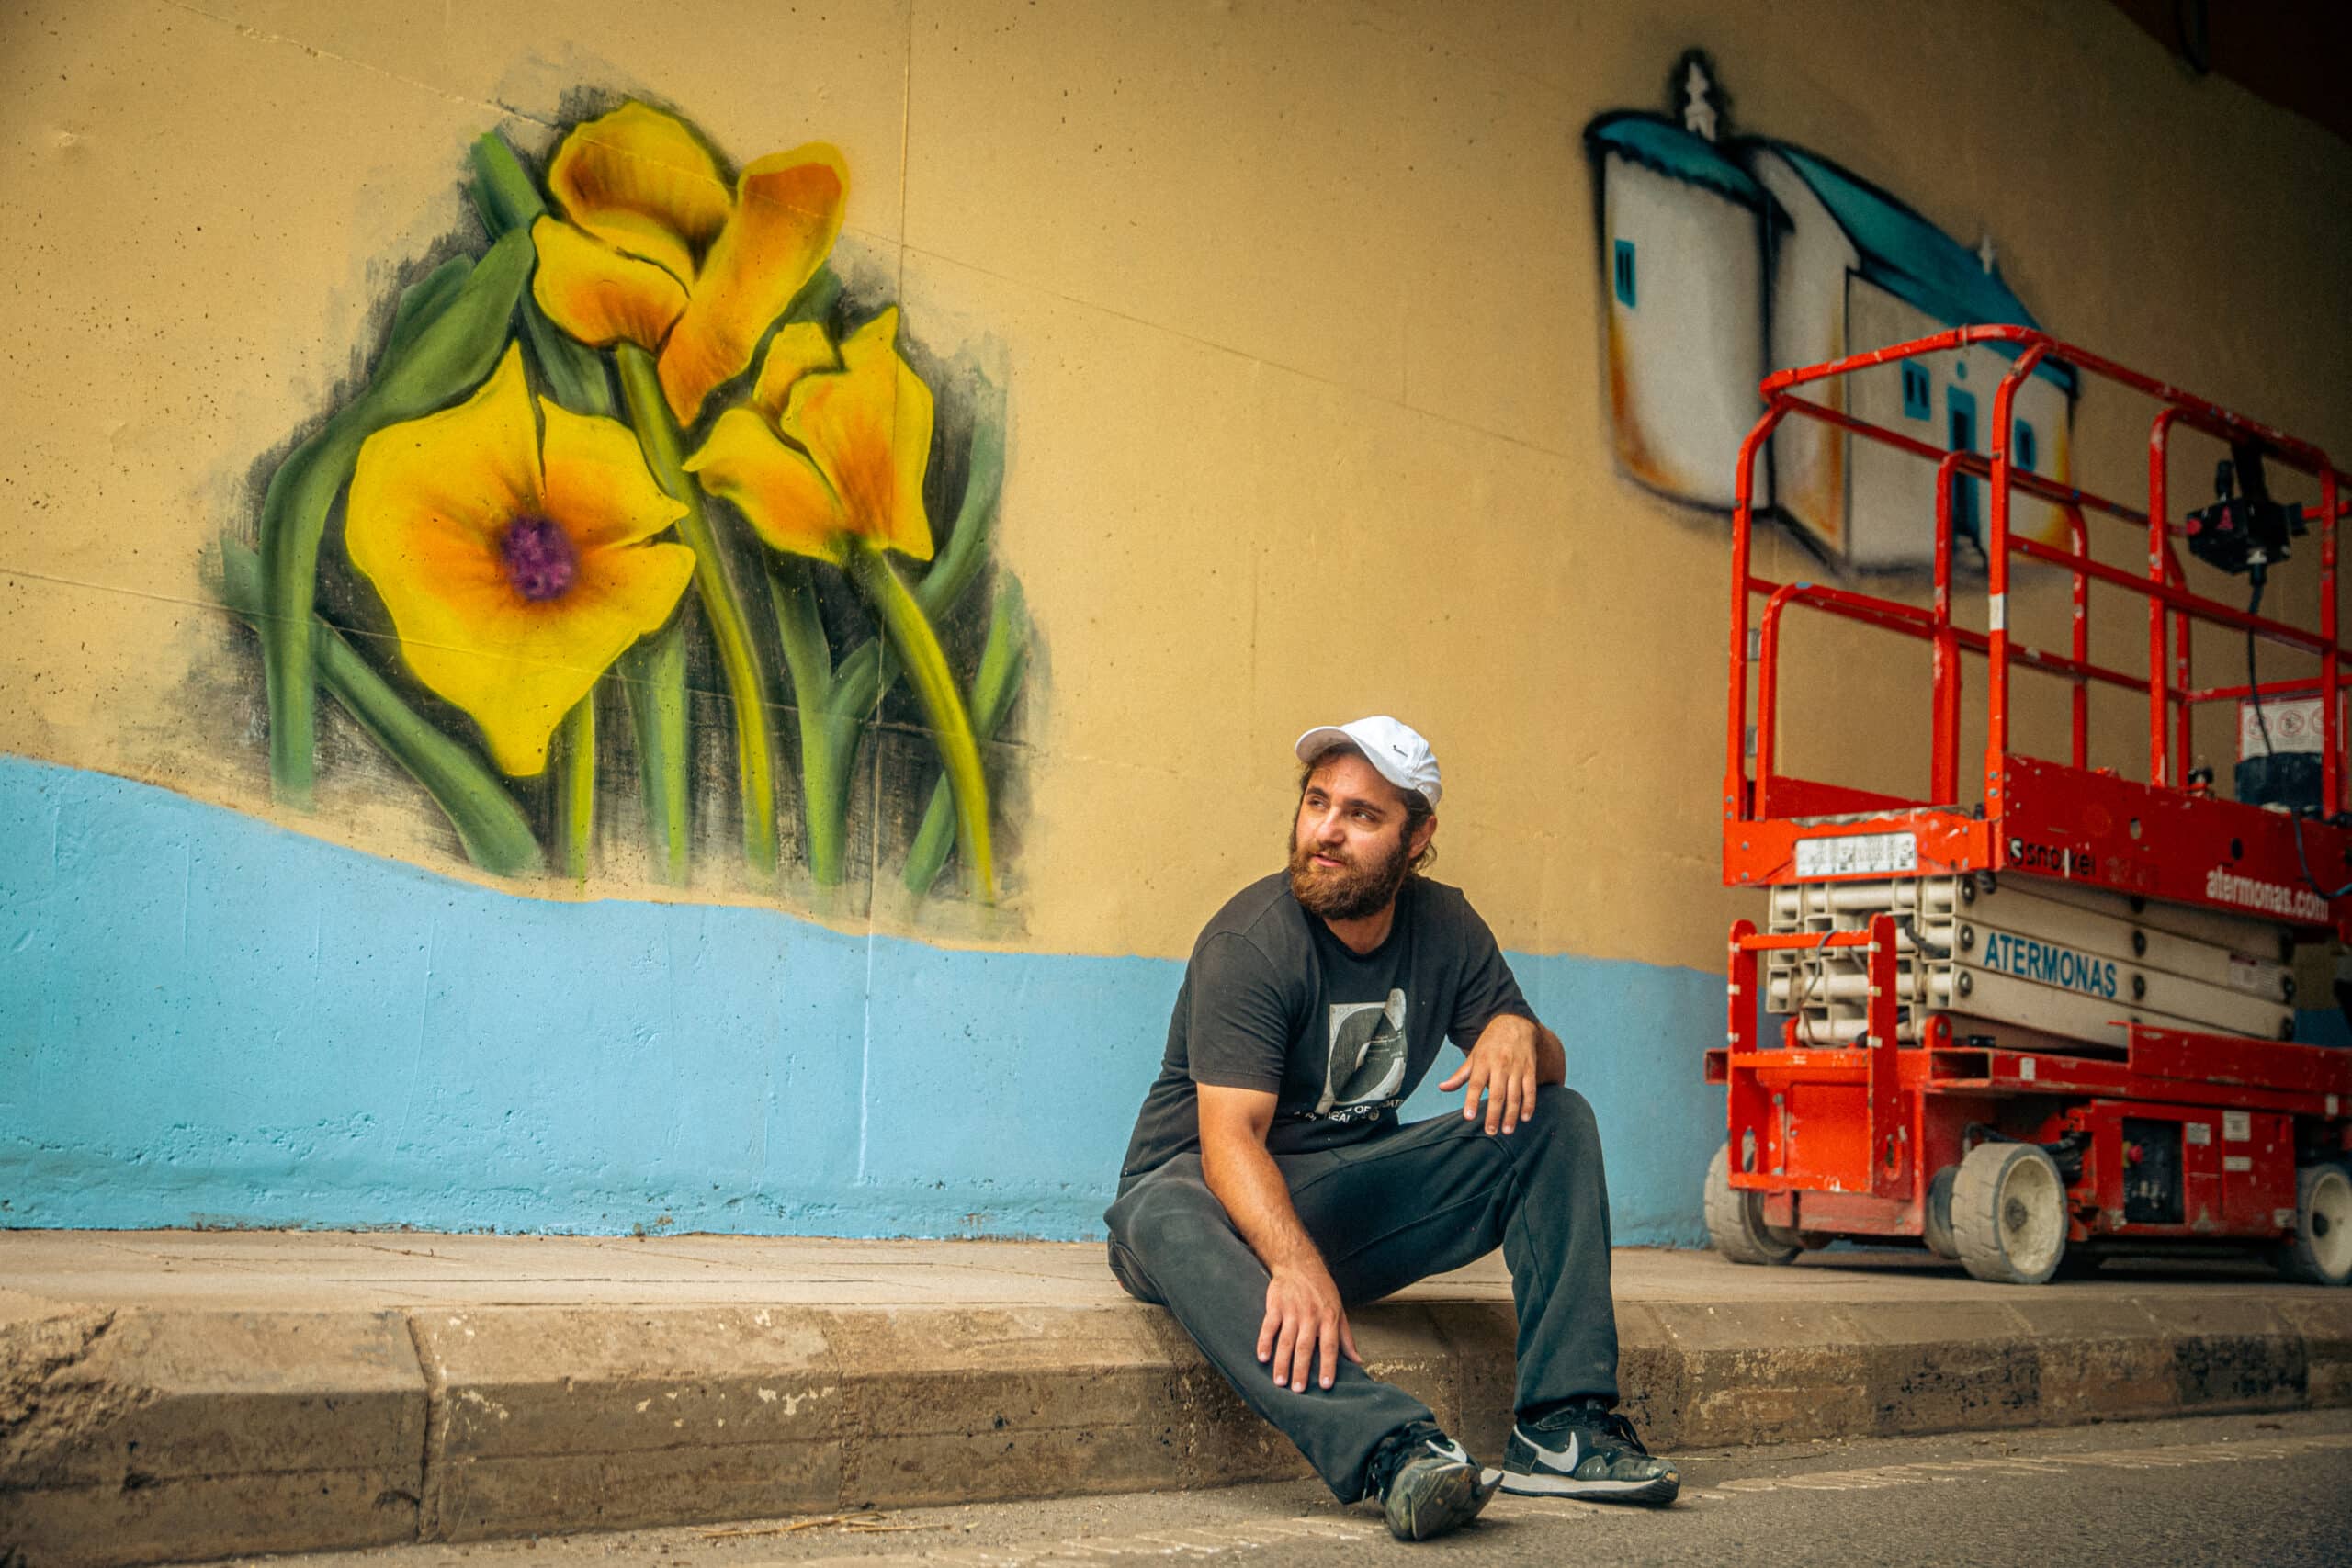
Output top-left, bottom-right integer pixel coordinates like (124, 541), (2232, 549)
(766, 558), (850, 886)
(615, 343), (778, 880)
(812, 386), (1010, 861)
(845, 541), (994, 901)
(907, 578), (1028, 896)
(616, 626), (692, 886)
(221, 540), (541, 875)
(555, 692), (595, 882)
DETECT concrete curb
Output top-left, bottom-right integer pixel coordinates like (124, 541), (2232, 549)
(6, 1292), (2349, 1565)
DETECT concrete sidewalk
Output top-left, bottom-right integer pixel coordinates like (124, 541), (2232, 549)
(3, 1234), (2346, 1567)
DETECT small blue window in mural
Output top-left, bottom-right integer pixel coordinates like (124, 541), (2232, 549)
(1948, 386), (1980, 547)
(1901, 363), (1930, 421)
(1613, 239), (1637, 309)
(2016, 421), (2039, 472)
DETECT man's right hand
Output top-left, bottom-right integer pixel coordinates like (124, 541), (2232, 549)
(1258, 1259), (1362, 1391)
(1197, 1084), (1363, 1392)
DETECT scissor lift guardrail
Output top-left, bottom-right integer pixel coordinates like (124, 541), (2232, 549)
(1705, 327), (2352, 1285)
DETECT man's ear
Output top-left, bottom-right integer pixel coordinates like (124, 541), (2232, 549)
(1408, 811), (1438, 861)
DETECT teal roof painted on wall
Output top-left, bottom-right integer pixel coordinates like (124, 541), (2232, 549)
(1586, 112), (1773, 214)
(1749, 140), (2075, 395)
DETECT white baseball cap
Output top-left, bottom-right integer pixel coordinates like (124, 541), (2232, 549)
(1293, 716), (1442, 808)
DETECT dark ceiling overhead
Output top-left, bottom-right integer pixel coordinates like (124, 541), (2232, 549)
(2108, 0), (2352, 146)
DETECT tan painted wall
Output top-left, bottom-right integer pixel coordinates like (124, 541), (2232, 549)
(3, 0), (2349, 968)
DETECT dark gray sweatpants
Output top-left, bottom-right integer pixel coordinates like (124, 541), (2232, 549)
(1102, 1084), (1618, 1503)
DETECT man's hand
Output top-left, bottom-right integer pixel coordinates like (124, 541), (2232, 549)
(1258, 1259), (1363, 1391)
(1198, 1084), (1363, 1393)
(1438, 1015), (1560, 1134)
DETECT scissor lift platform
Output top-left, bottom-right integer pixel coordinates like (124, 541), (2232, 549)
(1707, 326), (2352, 1284)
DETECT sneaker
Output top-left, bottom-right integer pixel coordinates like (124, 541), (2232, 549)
(1490, 1404), (1679, 1505)
(1374, 1422), (1499, 1541)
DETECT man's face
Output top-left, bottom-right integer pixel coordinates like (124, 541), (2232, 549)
(1287, 753), (1427, 921)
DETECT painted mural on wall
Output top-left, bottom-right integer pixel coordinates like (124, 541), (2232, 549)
(219, 99), (1028, 905)
(1587, 55), (2076, 571)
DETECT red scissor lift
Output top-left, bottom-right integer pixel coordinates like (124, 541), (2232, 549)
(1705, 326), (2352, 1284)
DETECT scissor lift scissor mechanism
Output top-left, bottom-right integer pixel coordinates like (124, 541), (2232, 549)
(1707, 327), (2352, 1285)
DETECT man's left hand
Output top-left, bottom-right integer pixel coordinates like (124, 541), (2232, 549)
(1438, 1015), (1552, 1135)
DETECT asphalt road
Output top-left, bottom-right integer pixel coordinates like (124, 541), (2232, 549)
(222, 1409), (2352, 1568)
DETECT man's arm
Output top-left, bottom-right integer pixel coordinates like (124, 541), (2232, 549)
(1437, 1015), (1566, 1134)
(1197, 1084), (1362, 1393)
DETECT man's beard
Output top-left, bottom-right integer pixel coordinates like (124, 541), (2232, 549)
(1286, 825), (1415, 921)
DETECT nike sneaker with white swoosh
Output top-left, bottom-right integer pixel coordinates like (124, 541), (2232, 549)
(1490, 1406), (1679, 1504)
(1373, 1421), (1500, 1540)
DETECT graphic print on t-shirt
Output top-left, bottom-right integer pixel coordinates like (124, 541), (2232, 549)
(1315, 989), (1408, 1117)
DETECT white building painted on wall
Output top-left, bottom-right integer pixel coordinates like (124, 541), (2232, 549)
(1587, 64), (2076, 572)
(1587, 111), (1779, 510)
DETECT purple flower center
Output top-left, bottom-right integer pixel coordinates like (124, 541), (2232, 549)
(500, 516), (578, 603)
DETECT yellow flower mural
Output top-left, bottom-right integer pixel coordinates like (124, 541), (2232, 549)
(683, 310), (934, 565)
(530, 102), (846, 427)
(228, 96), (1028, 905)
(345, 343), (695, 776)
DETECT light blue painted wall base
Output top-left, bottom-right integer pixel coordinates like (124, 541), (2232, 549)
(0, 758), (1724, 1245)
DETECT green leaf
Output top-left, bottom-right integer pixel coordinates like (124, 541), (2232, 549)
(906, 578), (1028, 896)
(384, 257), (469, 364)
(365, 227), (534, 421)
(554, 692), (595, 882)
(784, 265), (843, 327)
(916, 375), (1007, 620)
(468, 130), (547, 238)
(220, 539), (542, 875)
(616, 625), (692, 886)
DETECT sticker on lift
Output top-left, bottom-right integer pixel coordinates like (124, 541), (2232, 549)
(1794, 831), (1917, 879)
(2222, 1111), (2252, 1142)
(2007, 838), (2088, 876)
(2224, 1155), (2253, 1173)
(2185, 1122), (2211, 1145)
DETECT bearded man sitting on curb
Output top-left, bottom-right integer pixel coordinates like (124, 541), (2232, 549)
(1106, 716), (1676, 1541)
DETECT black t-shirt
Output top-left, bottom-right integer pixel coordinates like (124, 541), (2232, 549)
(1118, 872), (1534, 1178)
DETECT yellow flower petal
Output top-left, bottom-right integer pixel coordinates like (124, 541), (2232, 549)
(779, 308), (934, 561)
(530, 217), (690, 355)
(398, 539), (697, 775)
(538, 397), (688, 551)
(750, 321), (841, 420)
(657, 145), (847, 426)
(348, 343), (544, 560)
(546, 102), (729, 288)
(684, 407), (847, 564)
